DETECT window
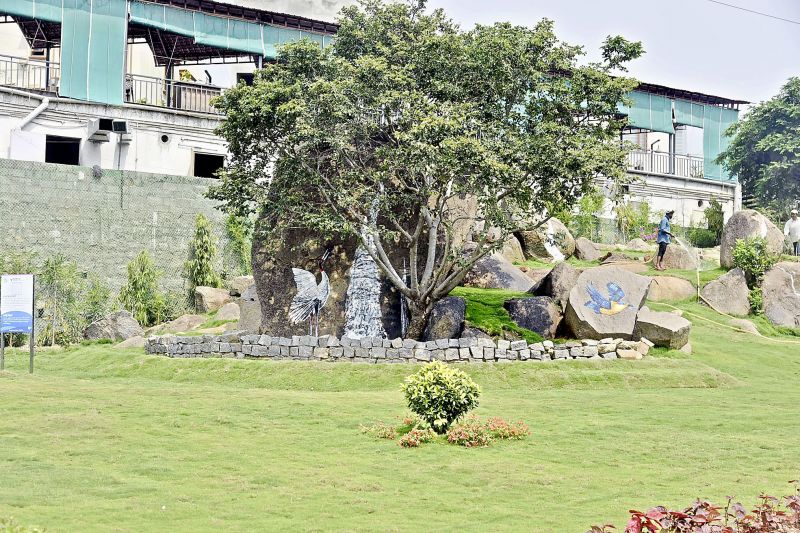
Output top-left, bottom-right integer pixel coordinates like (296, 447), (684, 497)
(45, 135), (80, 165)
(236, 73), (254, 86)
(193, 152), (224, 178)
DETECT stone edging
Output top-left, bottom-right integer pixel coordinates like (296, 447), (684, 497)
(145, 332), (654, 362)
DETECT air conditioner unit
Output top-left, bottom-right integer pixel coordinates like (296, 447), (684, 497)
(113, 120), (132, 143)
(87, 118), (113, 142)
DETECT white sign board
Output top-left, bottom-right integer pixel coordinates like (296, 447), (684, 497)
(1, 274), (35, 334)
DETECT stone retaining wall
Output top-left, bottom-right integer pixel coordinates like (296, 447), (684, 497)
(145, 332), (654, 363)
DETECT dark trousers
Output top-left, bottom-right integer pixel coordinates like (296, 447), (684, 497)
(794, 241), (799, 256)
(657, 242), (668, 259)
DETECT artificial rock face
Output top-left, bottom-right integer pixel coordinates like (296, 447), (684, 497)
(700, 268), (750, 316)
(564, 266), (651, 340)
(762, 262), (800, 328)
(720, 209), (785, 268)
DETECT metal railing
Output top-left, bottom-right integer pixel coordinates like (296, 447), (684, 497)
(627, 149), (706, 179)
(125, 74), (222, 114)
(0, 54), (60, 93)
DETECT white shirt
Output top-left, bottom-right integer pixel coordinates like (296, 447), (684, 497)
(785, 217), (800, 242)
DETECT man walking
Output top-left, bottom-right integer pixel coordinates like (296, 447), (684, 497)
(655, 209), (675, 271)
(785, 209), (800, 256)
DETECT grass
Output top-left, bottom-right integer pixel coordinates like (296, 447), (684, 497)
(1, 302), (800, 532)
(450, 286), (544, 343)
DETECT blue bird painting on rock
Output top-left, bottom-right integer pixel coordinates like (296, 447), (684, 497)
(584, 282), (629, 316)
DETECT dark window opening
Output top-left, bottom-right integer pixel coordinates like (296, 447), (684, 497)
(45, 135), (80, 165)
(236, 73), (254, 86)
(193, 152), (224, 178)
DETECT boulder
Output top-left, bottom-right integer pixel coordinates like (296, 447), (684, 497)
(236, 284), (262, 333)
(720, 209), (785, 268)
(729, 318), (759, 335)
(500, 234), (526, 264)
(84, 311), (143, 341)
(564, 266), (651, 340)
(516, 217), (575, 261)
(462, 253), (534, 292)
(647, 276), (696, 302)
(651, 244), (697, 271)
(194, 286), (232, 313)
(574, 237), (600, 261)
(423, 296), (466, 340)
(529, 262), (578, 309)
(460, 326), (492, 339)
(227, 275), (254, 297)
(151, 314), (206, 335)
(215, 302), (241, 322)
(114, 335), (145, 349)
(601, 252), (639, 264)
(633, 306), (691, 349)
(700, 268), (750, 316)
(503, 296), (562, 339)
(762, 262), (800, 328)
(626, 238), (653, 252)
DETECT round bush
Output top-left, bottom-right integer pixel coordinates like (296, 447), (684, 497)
(401, 361), (481, 433)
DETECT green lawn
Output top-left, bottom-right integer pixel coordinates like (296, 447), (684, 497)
(1, 303), (800, 532)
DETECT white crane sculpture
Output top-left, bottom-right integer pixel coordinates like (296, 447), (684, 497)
(289, 250), (331, 336)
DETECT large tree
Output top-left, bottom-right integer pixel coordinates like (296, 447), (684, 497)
(718, 77), (800, 213)
(210, 0), (641, 338)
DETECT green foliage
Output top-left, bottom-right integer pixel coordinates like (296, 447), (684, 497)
(401, 361), (481, 433)
(748, 287), (764, 316)
(704, 197), (725, 244)
(185, 213), (222, 295)
(118, 251), (170, 327)
(614, 200), (652, 242)
(445, 416), (492, 447)
(450, 287), (544, 343)
(398, 428), (436, 448)
(224, 213), (252, 276)
(83, 275), (112, 325)
(209, 0), (642, 337)
(0, 516), (46, 533)
(687, 227), (717, 249)
(731, 237), (777, 288)
(718, 77), (800, 212)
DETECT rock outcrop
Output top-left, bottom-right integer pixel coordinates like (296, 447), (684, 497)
(720, 209), (785, 268)
(564, 266), (651, 340)
(503, 296), (562, 339)
(84, 311), (143, 341)
(194, 286), (233, 313)
(762, 262), (800, 327)
(700, 268), (750, 316)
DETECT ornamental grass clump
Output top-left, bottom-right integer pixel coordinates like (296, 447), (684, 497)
(401, 361), (481, 434)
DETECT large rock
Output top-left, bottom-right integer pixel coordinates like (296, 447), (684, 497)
(600, 252), (649, 273)
(762, 262), (800, 327)
(633, 306), (691, 349)
(462, 253), (534, 292)
(194, 286), (233, 313)
(227, 275), (254, 297)
(236, 283), (262, 333)
(647, 276), (696, 302)
(503, 296), (562, 339)
(215, 302), (240, 322)
(574, 237), (600, 261)
(114, 335), (145, 349)
(423, 296), (466, 340)
(84, 311), (143, 341)
(626, 238), (653, 252)
(500, 234), (525, 264)
(720, 209), (785, 268)
(651, 244), (698, 270)
(564, 266), (651, 340)
(150, 314), (206, 334)
(516, 217), (575, 261)
(729, 318), (759, 335)
(529, 262), (578, 309)
(700, 268), (750, 316)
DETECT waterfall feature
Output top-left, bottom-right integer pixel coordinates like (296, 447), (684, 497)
(344, 197), (386, 339)
(543, 219), (565, 262)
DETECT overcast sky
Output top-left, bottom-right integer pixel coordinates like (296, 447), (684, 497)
(422, 0), (799, 105)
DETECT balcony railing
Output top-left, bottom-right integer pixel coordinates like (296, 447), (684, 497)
(627, 149), (706, 180)
(0, 54), (60, 94)
(125, 74), (222, 114)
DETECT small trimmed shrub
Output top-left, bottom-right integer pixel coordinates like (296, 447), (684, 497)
(398, 428), (435, 448)
(401, 361), (481, 433)
(360, 421), (397, 440)
(446, 416), (492, 447)
(484, 417), (530, 440)
(732, 236), (777, 288)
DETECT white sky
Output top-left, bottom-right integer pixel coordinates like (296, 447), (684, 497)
(423, 0), (799, 104)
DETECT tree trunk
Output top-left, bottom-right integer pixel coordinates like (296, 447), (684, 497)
(405, 302), (433, 340)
